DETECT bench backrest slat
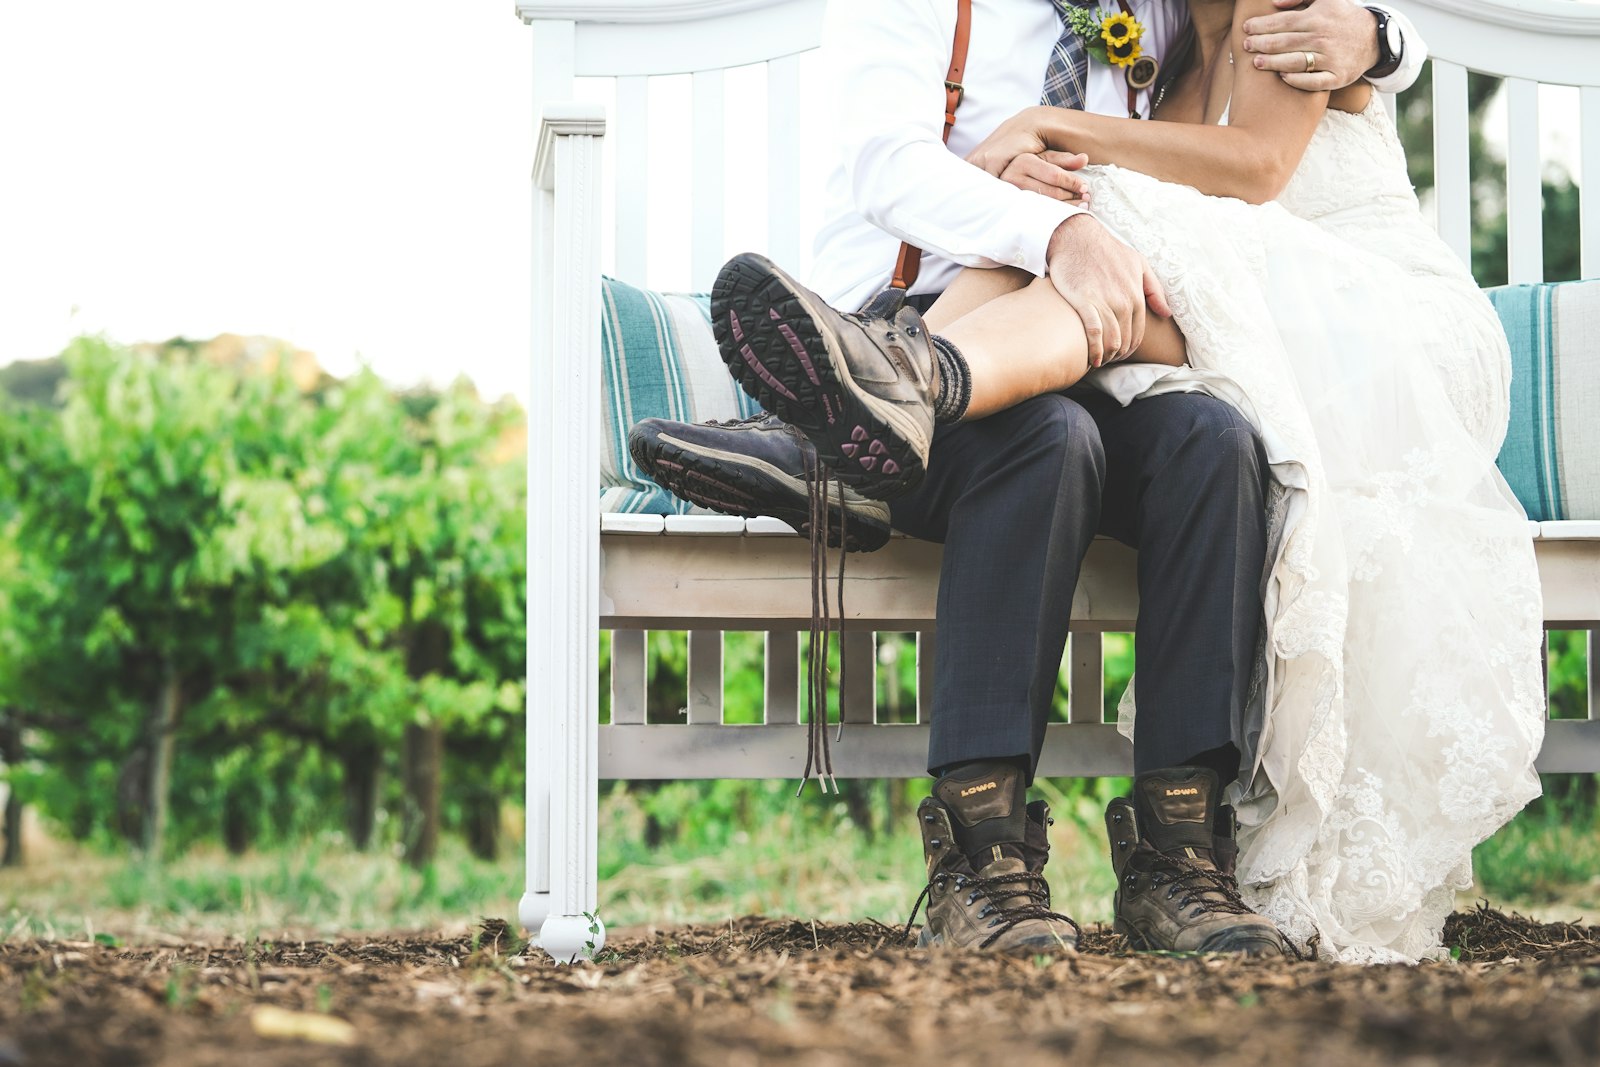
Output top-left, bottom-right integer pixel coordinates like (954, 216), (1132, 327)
(767, 53), (805, 274)
(691, 69), (729, 286)
(1505, 77), (1546, 285)
(1583, 86), (1600, 278)
(614, 76), (651, 284)
(1430, 60), (1474, 271)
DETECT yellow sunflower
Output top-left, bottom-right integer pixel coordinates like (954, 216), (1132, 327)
(1099, 12), (1144, 68)
(1104, 35), (1143, 68)
(1100, 11), (1144, 48)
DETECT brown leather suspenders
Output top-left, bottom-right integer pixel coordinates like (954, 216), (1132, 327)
(887, 0), (973, 294)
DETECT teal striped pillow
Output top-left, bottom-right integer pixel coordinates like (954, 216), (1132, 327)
(599, 276), (760, 513)
(1491, 280), (1600, 522)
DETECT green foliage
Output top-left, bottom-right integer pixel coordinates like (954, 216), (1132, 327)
(1473, 790), (1600, 904)
(0, 336), (526, 860)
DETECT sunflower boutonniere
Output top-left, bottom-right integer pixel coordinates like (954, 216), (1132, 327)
(1063, 5), (1145, 69)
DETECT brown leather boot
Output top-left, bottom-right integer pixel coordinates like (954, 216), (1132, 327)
(712, 253), (935, 500)
(1105, 766), (1289, 957)
(907, 767), (1079, 952)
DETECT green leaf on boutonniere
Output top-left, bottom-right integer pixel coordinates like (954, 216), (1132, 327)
(1087, 40), (1109, 63)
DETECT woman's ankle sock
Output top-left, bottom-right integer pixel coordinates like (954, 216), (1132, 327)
(931, 335), (971, 424)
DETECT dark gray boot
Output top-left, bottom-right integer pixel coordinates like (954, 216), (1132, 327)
(909, 764), (1078, 952)
(1106, 766), (1288, 956)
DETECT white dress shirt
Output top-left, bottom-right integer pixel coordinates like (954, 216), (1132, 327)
(809, 0), (1426, 311)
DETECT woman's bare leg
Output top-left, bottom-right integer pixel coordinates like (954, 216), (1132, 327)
(923, 266), (1033, 332)
(935, 276), (1187, 420)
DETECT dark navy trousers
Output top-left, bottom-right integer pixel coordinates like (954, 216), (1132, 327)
(888, 385), (1270, 779)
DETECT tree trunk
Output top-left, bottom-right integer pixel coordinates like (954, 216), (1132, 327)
(142, 660), (182, 858)
(342, 742), (382, 851)
(839, 779), (877, 841)
(402, 721), (443, 868)
(221, 782), (255, 856)
(0, 714), (22, 867)
(2, 789), (21, 868)
(463, 789), (499, 861)
(401, 620), (450, 869)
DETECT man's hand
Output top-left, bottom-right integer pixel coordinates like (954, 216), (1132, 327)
(1046, 215), (1171, 368)
(1242, 0), (1381, 92)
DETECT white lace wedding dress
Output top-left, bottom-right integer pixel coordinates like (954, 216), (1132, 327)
(1084, 97), (1546, 963)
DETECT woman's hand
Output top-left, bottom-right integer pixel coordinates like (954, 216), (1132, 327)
(968, 108), (1091, 202)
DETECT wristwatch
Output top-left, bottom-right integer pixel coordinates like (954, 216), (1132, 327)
(1364, 6), (1405, 80)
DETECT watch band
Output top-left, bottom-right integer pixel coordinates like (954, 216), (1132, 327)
(1364, 6), (1403, 80)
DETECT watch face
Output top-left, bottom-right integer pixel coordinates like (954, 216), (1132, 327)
(1384, 18), (1403, 57)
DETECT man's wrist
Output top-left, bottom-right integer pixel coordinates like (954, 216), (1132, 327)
(1363, 6), (1403, 80)
(1046, 213), (1095, 264)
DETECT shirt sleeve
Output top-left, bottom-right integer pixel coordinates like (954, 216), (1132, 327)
(820, 0), (1085, 277)
(1363, 3), (1428, 95)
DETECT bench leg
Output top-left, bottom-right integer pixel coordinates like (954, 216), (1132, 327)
(534, 695), (605, 963)
(518, 713), (552, 940)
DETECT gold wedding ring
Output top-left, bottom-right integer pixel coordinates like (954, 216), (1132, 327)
(1304, 51), (1316, 73)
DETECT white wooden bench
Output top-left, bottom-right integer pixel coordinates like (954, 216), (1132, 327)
(518, 0), (1600, 960)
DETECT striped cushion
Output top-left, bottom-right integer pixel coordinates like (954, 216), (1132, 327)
(600, 276), (760, 513)
(1491, 280), (1600, 522)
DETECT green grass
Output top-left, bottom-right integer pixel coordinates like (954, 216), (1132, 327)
(0, 837), (522, 941)
(595, 778), (1118, 928)
(4, 778), (1600, 942)
(1473, 800), (1600, 909)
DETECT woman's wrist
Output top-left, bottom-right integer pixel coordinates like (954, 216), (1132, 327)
(1040, 107), (1090, 159)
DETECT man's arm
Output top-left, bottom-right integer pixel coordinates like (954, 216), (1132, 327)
(1243, 0), (1427, 94)
(820, 0), (1084, 278)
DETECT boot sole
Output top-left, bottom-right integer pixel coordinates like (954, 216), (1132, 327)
(1113, 918), (1287, 958)
(629, 425), (893, 553)
(712, 254), (927, 500)
(916, 927), (1077, 953)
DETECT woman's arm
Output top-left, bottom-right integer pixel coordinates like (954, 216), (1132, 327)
(969, 0), (1365, 204)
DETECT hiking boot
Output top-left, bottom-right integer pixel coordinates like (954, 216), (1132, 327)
(1105, 766), (1289, 957)
(907, 764), (1079, 952)
(628, 412), (893, 552)
(712, 253), (935, 500)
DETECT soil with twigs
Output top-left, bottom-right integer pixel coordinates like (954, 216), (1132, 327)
(5, 906), (1600, 1065)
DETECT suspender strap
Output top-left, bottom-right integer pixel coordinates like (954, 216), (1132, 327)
(889, 0), (972, 293)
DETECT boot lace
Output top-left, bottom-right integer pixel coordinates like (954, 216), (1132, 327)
(1148, 853), (1304, 959)
(691, 408), (852, 796)
(796, 442), (850, 796)
(904, 868), (1081, 950)
(704, 411), (775, 428)
(1151, 853), (1253, 916)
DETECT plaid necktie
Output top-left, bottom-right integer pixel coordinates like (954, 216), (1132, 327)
(1041, 0), (1096, 111)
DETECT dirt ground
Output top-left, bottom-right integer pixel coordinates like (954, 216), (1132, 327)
(5, 907), (1600, 1066)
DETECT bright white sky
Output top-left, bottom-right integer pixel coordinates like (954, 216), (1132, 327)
(0, 1), (535, 401)
(0, 3), (1590, 404)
